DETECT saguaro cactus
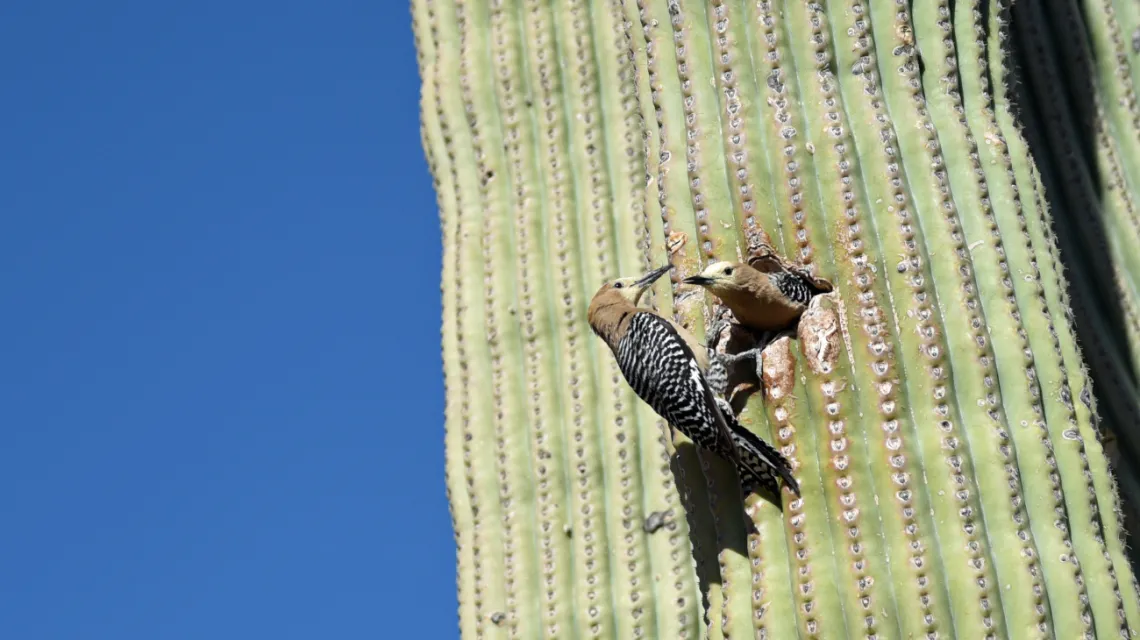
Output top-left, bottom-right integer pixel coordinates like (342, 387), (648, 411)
(414, 0), (1140, 637)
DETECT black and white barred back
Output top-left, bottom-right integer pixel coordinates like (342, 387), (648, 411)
(770, 271), (815, 306)
(614, 312), (733, 456)
(614, 312), (799, 495)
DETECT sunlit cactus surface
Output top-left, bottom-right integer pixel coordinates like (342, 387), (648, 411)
(414, 0), (1140, 637)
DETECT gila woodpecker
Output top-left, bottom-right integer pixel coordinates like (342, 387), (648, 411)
(683, 258), (830, 385)
(683, 260), (827, 331)
(588, 265), (800, 497)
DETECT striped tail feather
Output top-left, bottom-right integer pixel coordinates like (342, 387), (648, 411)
(728, 417), (800, 497)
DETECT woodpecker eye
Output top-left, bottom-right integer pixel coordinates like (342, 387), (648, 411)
(724, 267), (734, 276)
(613, 282), (625, 289)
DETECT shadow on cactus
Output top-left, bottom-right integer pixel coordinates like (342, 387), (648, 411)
(1009, 0), (1140, 563)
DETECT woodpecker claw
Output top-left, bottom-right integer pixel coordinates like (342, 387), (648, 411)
(706, 316), (732, 352)
(714, 347), (756, 368)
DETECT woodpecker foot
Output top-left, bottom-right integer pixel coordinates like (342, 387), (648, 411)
(715, 347), (764, 383)
(706, 316), (733, 353)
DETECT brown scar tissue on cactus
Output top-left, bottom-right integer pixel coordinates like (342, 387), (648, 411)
(416, 0), (1140, 637)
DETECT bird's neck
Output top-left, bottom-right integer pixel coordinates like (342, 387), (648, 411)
(588, 295), (637, 345)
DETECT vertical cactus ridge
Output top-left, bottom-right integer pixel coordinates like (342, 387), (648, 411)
(756, 10), (916, 622)
(1040, 0), (1140, 386)
(702, 459), (759, 639)
(1081, 0), (1140, 196)
(739, 8), (868, 639)
(487, 1), (581, 636)
(1052, 0), (1140, 390)
(1011, 37), (1140, 639)
(797, 294), (905, 640)
(514, 2), (598, 636)
(632, 5), (729, 636)
(868, 1), (1079, 637)
(519, 0), (606, 629)
(542, 0), (622, 634)
(1018, 52), (1140, 562)
(772, 388), (850, 640)
(912, 0), (1107, 636)
(615, 4), (708, 637)
(696, 23), (809, 640)
(1009, 0), (1140, 631)
(630, 9), (743, 638)
(1023, 136), (1140, 634)
(733, 7), (903, 631)
(552, 0), (635, 633)
(680, 6), (795, 638)
(428, 1), (509, 636)
(666, 431), (722, 637)
(825, 3), (973, 638)
(770, 367), (851, 640)
(415, 3), (481, 636)
(728, 11), (875, 633)
(454, 0), (547, 635)
(957, 1), (1133, 637)
(777, 14), (908, 631)
(802, 2), (992, 637)
(997, 2), (1140, 615)
(641, 3), (763, 637)
(417, 0), (1140, 637)
(775, 5), (897, 638)
(741, 1), (821, 266)
(590, 2), (695, 637)
(1114, 0), (1140, 108)
(708, 1), (779, 242)
(474, 3), (549, 637)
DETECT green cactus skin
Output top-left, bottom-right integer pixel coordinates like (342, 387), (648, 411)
(416, 0), (1140, 637)
(1013, 0), (1140, 633)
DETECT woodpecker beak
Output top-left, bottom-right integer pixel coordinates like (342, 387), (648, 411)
(682, 275), (714, 286)
(628, 265), (671, 305)
(634, 265), (672, 289)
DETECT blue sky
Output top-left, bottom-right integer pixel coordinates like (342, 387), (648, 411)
(0, 2), (454, 637)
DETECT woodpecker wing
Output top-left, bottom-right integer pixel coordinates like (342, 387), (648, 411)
(769, 271), (816, 306)
(614, 312), (740, 467)
(748, 246), (833, 294)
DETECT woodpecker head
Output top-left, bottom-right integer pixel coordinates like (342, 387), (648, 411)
(588, 265), (672, 338)
(606, 264), (671, 304)
(682, 261), (748, 297)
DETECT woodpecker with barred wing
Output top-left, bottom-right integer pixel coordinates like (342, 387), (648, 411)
(588, 265), (800, 497)
(682, 248), (831, 385)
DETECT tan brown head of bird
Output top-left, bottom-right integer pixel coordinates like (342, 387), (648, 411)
(587, 265), (671, 343)
(682, 260), (806, 332)
(682, 261), (751, 298)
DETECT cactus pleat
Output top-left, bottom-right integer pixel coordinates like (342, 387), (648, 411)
(416, 0), (1140, 638)
(1011, 0), (1140, 632)
(962, 3), (1131, 636)
(414, 4), (481, 637)
(1021, 0), (1140, 456)
(486, 1), (576, 636)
